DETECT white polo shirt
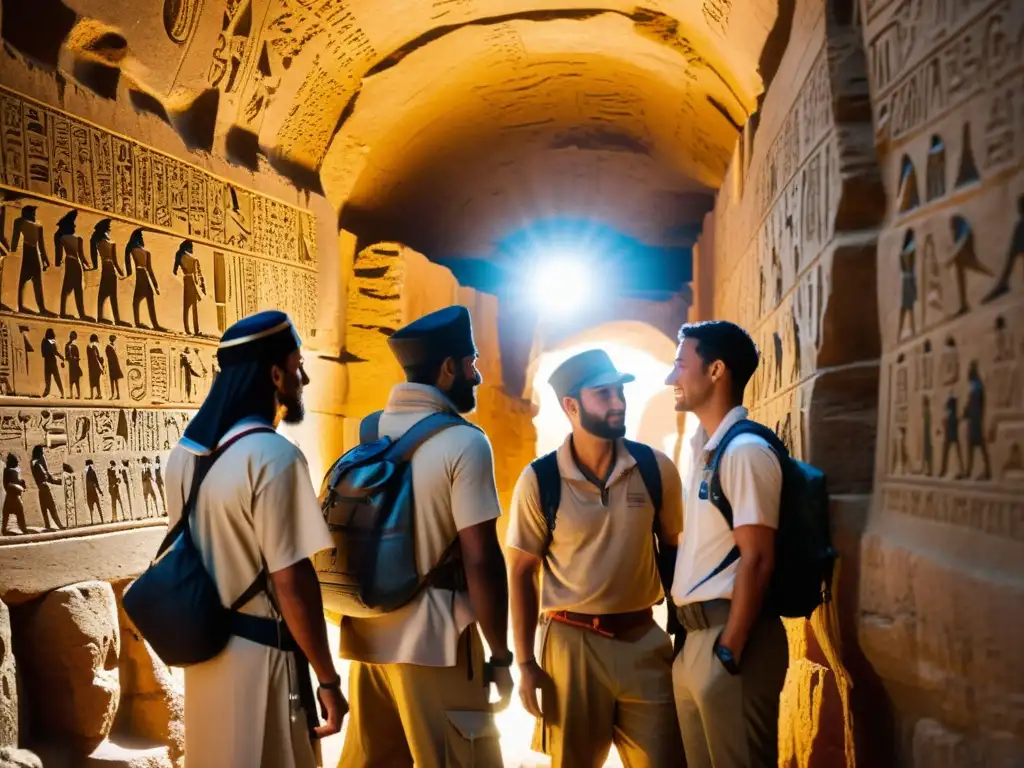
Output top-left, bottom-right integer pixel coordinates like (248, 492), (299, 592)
(671, 406), (782, 606)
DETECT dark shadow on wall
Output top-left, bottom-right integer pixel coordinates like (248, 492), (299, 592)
(1, 0), (78, 69)
(746, 0), (797, 153)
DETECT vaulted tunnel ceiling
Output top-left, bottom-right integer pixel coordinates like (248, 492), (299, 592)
(3, 0), (780, 295)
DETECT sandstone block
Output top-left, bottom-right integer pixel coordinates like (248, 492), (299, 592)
(0, 748), (41, 768)
(14, 581), (120, 747)
(0, 600), (16, 747)
(110, 581), (184, 766)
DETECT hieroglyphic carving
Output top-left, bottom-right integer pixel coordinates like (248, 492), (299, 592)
(0, 86), (318, 266)
(872, 0), (1022, 145)
(0, 89), (323, 543)
(882, 484), (1024, 540)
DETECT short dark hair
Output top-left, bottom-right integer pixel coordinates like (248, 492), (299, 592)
(404, 359), (446, 386)
(678, 320), (760, 404)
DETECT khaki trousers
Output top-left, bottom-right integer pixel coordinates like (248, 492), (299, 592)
(532, 616), (683, 768)
(338, 627), (502, 768)
(672, 603), (788, 768)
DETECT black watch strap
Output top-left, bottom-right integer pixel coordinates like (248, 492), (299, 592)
(317, 675), (342, 691)
(488, 653), (514, 668)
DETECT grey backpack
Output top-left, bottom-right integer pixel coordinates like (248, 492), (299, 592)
(315, 411), (475, 618)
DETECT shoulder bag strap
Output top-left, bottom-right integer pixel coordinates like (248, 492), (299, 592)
(686, 419), (785, 597)
(623, 440), (663, 520)
(359, 410), (383, 445)
(530, 451), (561, 547)
(385, 411), (478, 462)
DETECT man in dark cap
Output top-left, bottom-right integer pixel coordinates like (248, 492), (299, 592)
(338, 305), (513, 768)
(167, 310), (345, 768)
(507, 349), (684, 767)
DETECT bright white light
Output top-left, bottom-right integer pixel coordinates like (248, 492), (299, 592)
(532, 342), (673, 457)
(529, 252), (591, 317)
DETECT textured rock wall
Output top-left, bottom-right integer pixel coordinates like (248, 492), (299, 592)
(857, 0), (1024, 763)
(700, 0), (887, 764)
(0, 47), (340, 555)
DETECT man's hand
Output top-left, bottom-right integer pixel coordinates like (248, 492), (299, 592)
(517, 659), (551, 719)
(489, 664), (514, 713)
(314, 684), (348, 739)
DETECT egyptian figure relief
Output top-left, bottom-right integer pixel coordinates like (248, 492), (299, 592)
(0, 86), (319, 539)
(870, 0), (1024, 531)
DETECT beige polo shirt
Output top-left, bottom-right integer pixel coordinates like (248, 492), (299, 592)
(506, 435), (683, 615)
(338, 384), (503, 667)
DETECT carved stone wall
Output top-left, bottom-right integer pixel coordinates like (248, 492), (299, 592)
(857, 0), (1024, 764)
(0, 85), (318, 544)
(701, 0), (887, 764)
(0, 37), (340, 763)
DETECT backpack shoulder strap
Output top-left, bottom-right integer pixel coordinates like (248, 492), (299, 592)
(707, 419), (788, 528)
(623, 440), (662, 518)
(386, 411), (477, 462)
(183, 426), (276, 524)
(359, 410), (383, 445)
(530, 451), (561, 544)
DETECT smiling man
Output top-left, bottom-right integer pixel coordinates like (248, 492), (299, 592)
(666, 320), (788, 768)
(507, 349), (684, 768)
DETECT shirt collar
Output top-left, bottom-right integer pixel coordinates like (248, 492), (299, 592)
(555, 433), (636, 487)
(700, 406), (749, 452)
(385, 383), (460, 415)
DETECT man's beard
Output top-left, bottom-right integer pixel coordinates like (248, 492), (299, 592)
(579, 402), (626, 440)
(278, 391), (305, 424)
(447, 369), (479, 414)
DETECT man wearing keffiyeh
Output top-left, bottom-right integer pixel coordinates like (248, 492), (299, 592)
(168, 310), (345, 767)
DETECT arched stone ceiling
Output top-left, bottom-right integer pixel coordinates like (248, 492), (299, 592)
(25, 1), (775, 168)
(6, 0), (779, 266)
(321, 12), (755, 257)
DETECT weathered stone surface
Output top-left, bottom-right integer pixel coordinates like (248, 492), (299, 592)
(857, 0), (1024, 761)
(700, 0), (887, 763)
(0, 747), (42, 768)
(13, 581), (120, 747)
(0, 528), (166, 606)
(110, 581), (183, 767)
(28, 737), (172, 768)
(0, 600), (16, 748)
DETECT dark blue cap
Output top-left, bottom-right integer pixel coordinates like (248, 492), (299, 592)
(216, 310), (302, 367)
(388, 305), (477, 368)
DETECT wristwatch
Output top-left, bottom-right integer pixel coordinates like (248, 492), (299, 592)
(489, 652), (514, 668)
(317, 674), (342, 691)
(713, 640), (740, 676)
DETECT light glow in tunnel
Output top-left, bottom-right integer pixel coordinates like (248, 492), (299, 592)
(531, 341), (678, 458)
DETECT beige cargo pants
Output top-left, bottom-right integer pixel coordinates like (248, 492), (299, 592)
(531, 616), (683, 768)
(338, 627), (502, 768)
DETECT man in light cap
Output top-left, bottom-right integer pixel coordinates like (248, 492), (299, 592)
(338, 305), (512, 767)
(166, 310), (345, 767)
(507, 349), (684, 767)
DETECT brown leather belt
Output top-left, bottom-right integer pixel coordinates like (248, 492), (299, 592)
(547, 607), (653, 639)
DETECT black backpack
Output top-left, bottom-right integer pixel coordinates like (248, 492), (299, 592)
(699, 419), (836, 619)
(315, 410), (477, 618)
(530, 440), (676, 599)
(122, 428), (274, 667)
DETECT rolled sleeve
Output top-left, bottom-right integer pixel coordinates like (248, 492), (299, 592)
(719, 437), (782, 530)
(654, 450), (684, 545)
(254, 452), (334, 573)
(505, 467), (548, 558)
(449, 428), (502, 531)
